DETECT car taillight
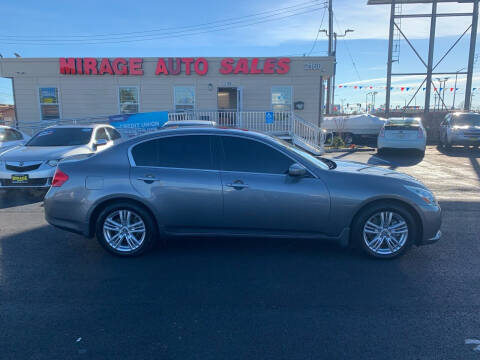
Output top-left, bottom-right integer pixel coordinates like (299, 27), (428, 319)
(379, 127), (385, 137)
(52, 168), (69, 187)
(417, 127), (424, 138)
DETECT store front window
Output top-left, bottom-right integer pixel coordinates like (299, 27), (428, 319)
(271, 86), (292, 112)
(174, 86), (195, 112)
(39, 87), (60, 120)
(119, 87), (139, 114)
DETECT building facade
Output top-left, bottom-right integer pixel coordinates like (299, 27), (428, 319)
(0, 57), (334, 127)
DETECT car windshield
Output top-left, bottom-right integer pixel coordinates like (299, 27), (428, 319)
(272, 137), (330, 170)
(26, 128), (93, 146)
(452, 114), (480, 126)
(0, 128), (21, 142)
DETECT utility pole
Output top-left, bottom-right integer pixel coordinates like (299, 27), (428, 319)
(326, 0), (334, 115)
(321, 26), (354, 115)
(465, 0), (479, 110)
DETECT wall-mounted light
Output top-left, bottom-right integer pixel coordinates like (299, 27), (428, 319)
(208, 83), (213, 91)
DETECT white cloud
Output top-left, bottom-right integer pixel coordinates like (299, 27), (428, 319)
(254, 0), (475, 44)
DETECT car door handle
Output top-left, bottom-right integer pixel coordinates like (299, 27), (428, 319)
(137, 174), (159, 183)
(226, 182), (249, 190)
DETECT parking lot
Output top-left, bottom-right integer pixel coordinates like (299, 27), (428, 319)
(1, 145), (480, 359)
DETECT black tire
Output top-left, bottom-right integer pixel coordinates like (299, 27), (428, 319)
(95, 201), (157, 257)
(343, 133), (354, 145)
(352, 202), (417, 259)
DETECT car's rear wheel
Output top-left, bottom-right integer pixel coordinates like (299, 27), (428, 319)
(95, 202), (157, 256)
(353, 202), (416, 259)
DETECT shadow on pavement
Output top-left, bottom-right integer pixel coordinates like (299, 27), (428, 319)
(436, 145), (480, 182)
(0, 189), (47, 209)
(436, 145), (480, 158)
(367, 149), (424, 170)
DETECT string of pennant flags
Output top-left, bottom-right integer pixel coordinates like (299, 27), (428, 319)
(333, 85), (480, 91)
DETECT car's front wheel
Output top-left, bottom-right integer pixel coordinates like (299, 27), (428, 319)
(353, 202), (416, 259)
(95, 202), (157, 256)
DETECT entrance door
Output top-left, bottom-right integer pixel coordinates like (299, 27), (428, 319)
(217, 87), (239, 127)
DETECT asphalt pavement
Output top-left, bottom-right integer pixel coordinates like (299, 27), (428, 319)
(0, 145), (480, 359)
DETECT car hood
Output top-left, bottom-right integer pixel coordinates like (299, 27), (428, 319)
(0, 145), (91, 161)
(332, 160), (422, 184)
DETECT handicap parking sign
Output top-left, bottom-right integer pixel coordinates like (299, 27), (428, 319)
(265, 111), (274, 124)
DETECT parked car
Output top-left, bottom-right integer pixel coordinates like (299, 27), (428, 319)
(439, 112), (480, 148)
(0, 125), (30, 154)
(0, 124), (122, 189)
(44, 127), (441, 259)
(377, 117), (426, 155)
(161, 120), (217, 129)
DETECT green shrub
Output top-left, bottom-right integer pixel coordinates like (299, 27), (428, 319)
(331, 136), (345, 148)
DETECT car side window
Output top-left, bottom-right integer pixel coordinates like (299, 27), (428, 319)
(219, 136), (294, 174)
(131, 135), (213, 170)
(95, 128), (109, 141)
(106, 127), (121, 140)
(5, 129), (23, 140)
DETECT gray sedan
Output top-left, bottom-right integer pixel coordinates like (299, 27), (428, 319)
(44, 127), (441, 259)
(0, 124), (122, 189)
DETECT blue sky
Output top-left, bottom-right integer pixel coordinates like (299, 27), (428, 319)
(0, 0), (479, 110)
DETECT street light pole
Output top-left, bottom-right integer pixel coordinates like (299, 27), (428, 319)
(452, 68), (465, 109)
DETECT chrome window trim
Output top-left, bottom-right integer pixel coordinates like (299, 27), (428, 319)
(127, 132), (318, 179)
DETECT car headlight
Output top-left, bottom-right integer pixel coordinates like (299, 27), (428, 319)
(47, 159), (60, 167)
(404, 185), (437, 206)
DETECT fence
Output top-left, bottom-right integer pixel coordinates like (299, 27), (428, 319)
(9, 110), (327, 154)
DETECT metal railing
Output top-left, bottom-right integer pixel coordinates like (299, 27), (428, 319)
(13, 110), (326, 154)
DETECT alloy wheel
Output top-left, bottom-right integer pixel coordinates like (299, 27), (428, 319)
(103, 210), (146, 253)
(362, 211), (409, 256)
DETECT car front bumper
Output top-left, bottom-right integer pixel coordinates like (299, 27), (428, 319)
(417, 203), (442, 246)
(449, 134), (480, 145)
(0, 167), (55, 188)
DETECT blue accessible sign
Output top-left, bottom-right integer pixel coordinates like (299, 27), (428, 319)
(265, 111), (274, 124)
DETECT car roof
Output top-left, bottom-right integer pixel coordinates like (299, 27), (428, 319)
(126, 126), (276, 145)
(44, 124), (113, 130)
(164, 120), (216, 126)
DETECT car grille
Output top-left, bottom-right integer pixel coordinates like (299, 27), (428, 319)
(5, 163), (42, 172)
(0, 178), (50, 187)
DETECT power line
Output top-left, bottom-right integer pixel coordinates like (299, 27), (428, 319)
(306, 6), (328, 56)
(0, 5), (326, 46)
(0, 1), (327, 42)
(334, 14), (362, 81)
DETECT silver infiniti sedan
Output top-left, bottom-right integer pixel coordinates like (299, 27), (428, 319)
(44, 127), (442, 259)
(0, 124), (122, 189)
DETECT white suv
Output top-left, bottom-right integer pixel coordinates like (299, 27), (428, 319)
(440, 112), (480, 148)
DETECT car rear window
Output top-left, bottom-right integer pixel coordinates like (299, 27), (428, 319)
(27, 128), (93, 146)
(131, 135), (213, 169)
(385, 119), (420, 131)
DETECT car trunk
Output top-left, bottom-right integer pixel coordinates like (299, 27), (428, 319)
(384, 125), (419, 140)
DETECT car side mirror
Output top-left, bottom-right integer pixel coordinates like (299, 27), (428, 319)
(288, 163), (307, 177)
(93, 139), (108, 149)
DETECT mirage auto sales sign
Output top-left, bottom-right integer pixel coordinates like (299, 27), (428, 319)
(59, 57), (291, 76)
